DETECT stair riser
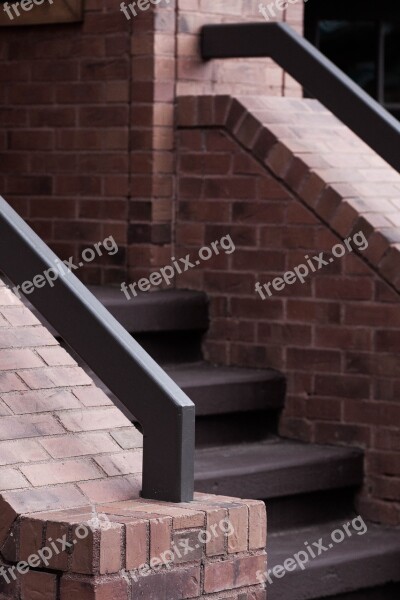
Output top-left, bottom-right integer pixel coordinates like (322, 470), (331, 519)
(135, 331), (204, 364)
(266, 489), (357, 533)
(324, 585), (400, 600)
(196, 411), (280, 446)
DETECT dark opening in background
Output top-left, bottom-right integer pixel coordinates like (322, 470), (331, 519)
(304, 0), (400, 119)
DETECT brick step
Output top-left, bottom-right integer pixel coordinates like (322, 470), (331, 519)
(266, 521), (400, 600)
(194, 440), (363, 504)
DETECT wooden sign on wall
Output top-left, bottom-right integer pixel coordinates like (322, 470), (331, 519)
(0, 0), (83, 27)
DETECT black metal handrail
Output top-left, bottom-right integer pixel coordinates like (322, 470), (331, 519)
(201, 22), (400, 173)
(0, 196), (195, 503)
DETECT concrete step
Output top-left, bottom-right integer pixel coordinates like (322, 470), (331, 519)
(27, 287), (209, 362)
(165, 362), (285, 416)
(266, 521), (400, 600)
(78, 360), (286, 441)
(194, 440), (363, 500)
(88, 286), (209, 334)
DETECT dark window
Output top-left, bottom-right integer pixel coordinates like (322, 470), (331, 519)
(305, 0), (400, 119)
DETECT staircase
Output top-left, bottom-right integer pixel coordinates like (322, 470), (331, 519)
(37, 287), (400, 600)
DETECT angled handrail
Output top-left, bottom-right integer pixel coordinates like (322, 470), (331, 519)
(201, 22), (400, 173)
(0, 196), (195, 503)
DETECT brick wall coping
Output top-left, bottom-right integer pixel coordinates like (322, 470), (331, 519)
(177, 95), (400, 298)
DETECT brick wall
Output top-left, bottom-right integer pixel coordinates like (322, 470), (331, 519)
(0, 0), (132, 284)
(135, 0), (303, 283)
(175, 95), (400, 526)
(0, 278), (266, 599)
(0, 0), (303, 285)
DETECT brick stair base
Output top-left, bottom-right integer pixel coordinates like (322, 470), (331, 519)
(0, 493), (266, 600)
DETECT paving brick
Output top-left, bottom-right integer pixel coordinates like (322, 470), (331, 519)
(94, 451), (142, 476)
(110, 427), (143, 449)
(0, 307), (41, 327)
(0, 349), (43, 371)
(1, 389), (82, 414)
(4, 485), (88, 515)
(150, 516), (171, 564)
(19, 517), (44, 562)
(0, 288), (21, 307)
(0, 372), (27, 393)
(37, 346), (77, 367)
(0, 400), (11, 416)
(125, 518), (148, 570)
(73, 386), (113, 407)
(60, 576), (129, 600)
(57, 407), (131, 432)
(78, 475), (141, 503)
(45, 521), (69, 571)
(40, 432), (120, 458)
(20, 571), (57, 600)
(245, 501), (267, 550)
(172, 529), (203, 564)
(99, 524), (123, 574)
(0, 467), (27, 490)
(205, 507), (227, 557)
(0, 439), (49, 466)
(21, 459), (102, 486)
(129, 500), (205, 530)
(130, 565), (201, 599)
(0, 326), (57, 349)
(18, 367), (92, 389)
(227, 504), (248, 554)
(71, 527), (96, 574)
(204, 554), (266, 594)
(0, 414), (64, 441)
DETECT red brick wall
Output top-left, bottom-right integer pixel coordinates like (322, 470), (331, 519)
(0, 0), (134, 284)
(175, 95), (400, 525)
(0, 0), (303, 284)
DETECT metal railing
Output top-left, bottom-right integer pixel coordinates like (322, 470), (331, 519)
(0, 196), (195, 503)
(201, 22), (400, 173)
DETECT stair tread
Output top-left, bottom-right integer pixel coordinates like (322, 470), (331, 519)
(27, 287), (209, 335)
(88, 286), (209, 333)
(165, 362), (285, 415)
(194, 440), (363, 499)
(267, 521), (400, 600)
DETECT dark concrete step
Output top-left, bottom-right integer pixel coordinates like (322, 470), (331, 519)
(326, 584), (400, 600)
(266, 488), (358, 534)
(88, 286), (209, 334)
(266, 521), (400, 600)
(194, 440), (364, 499)
(165, 362), (285, 416)
(195, 411), (280, 447)
(78, 361), (286, 439)
(27, 287), (209, 339)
